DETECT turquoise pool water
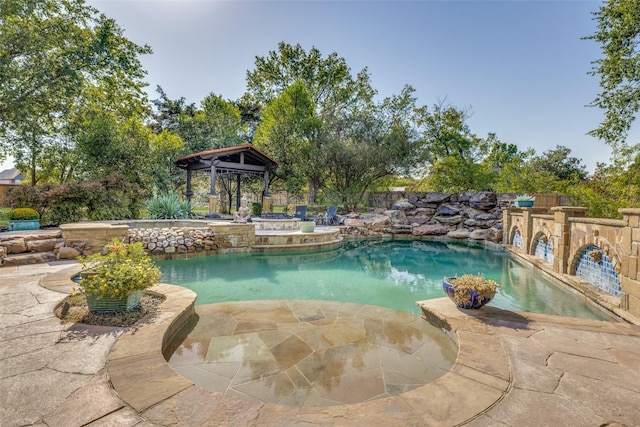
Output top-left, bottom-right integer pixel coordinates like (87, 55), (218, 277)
(158, 239), (611, 320)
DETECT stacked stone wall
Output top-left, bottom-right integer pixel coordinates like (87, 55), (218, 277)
(339, 192), (511, 244)
(129, 227), (217, 255)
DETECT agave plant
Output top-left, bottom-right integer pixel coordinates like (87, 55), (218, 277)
(146, 193), (193, 219)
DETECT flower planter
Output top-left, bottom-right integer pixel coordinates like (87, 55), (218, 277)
(86, 290), (143, 313)
(442, 277), (496, 309)
(299, 221), (316, 233)
(514, 200), (534, 208)
(8, 220), (40, 231)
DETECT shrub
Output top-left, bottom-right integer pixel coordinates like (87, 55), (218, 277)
(146, 192), (193, 219)
(77, 238), (162, 299)
(251, 202), (263, 216)
(7, 207), (39, 220)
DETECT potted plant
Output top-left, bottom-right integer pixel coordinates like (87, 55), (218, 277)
(514, 194), (535, 208)
(442, 274), (499, 309)
(77, 238), (162, 313)
(7, 207), (40, 231)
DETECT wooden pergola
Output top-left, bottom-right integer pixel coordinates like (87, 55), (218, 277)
(175, 144), (278, 215)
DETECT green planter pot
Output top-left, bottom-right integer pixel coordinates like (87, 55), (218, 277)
(514, 200), (534, 208)
(86, 290), (143, 313)
(299, 221), (316, 233)
(8, 220), (40, 231)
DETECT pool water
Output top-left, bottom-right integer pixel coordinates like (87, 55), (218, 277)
(158, 239), (611, 320)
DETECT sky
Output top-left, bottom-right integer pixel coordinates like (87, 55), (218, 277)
(1, 0), (619, 173)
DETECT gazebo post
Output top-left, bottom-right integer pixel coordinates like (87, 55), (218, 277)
(209, 158), (218, 216)
(186, 168), (193, 204)
(236, 174), (241, 212)
(262, 170), (271, 213)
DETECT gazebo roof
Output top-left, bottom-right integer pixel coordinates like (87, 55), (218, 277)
(175, 144), (278, 174)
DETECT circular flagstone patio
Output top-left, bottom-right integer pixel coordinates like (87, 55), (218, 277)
(164, 300), (457, 406)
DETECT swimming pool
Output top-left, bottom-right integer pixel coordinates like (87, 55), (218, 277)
(158, 239), (611, 320)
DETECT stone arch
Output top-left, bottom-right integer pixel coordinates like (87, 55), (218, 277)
(569, 237), (622, 298)
(509, 225), (523, 249)
(530, 231), (554, 264)
(569, 237), (621, 276)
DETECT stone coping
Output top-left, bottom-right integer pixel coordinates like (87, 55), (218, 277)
(43, 264), (513, 424)
(108, 297), (512, 425)
(40, 263), (640, 425)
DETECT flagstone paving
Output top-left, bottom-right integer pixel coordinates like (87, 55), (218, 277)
(1, 261), (640, 426)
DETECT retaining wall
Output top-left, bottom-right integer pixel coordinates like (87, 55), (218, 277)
(504, 207), (640, 320)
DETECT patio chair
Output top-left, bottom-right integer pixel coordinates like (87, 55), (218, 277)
(293, 205), (307, 220)
(310, 206), (338, 225)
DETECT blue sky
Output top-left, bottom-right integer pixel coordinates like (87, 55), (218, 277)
(2, 0), (616, 173)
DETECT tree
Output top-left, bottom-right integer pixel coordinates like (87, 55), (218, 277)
(529, 145), (588, 181)
(414, 100), (497, 192)
(322, 86), (419, 211)
(253, 81), (321, 195)
(0, 0), (151, 182)
(176, 93), (244, 154)
(244, 42), (376, 203)
(586, 0), (640, 147)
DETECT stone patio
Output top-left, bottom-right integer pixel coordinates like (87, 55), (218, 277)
(2, 261), (640, 426)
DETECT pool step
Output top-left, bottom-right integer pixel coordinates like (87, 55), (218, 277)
(0, 229), (63, 267)
(2, 251), (58, 267)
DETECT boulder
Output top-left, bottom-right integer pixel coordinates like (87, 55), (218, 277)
(344, 218), (366, 228)
(486, 227), (504, 243)
(27, 238), (61, 253)
(433, 215), (465, 225)
(406, 216), (429, 225)
(464, 219), (497, 229)
(469, 192), (497, 210)
(436, 204), (461, 216)
(469, 229), (487, 240)
(447, 229), (470, 239)
(412, 223), (451, 236)
(474, 213), (499, 221)
(2, 238), (27, 254)
(419, 192), (451, 204)
(390, 199), (415, 211)
(57, 246), (81, 260)
(362, 214), (391, 230)
(410, 207), (437, 216)
(384, 210), (406, 224)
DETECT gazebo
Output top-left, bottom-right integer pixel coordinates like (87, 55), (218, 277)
(175, 144), (278, 216)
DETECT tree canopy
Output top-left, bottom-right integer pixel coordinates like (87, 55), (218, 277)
(0, 0), (151, 184)
(587, 0), (640, 148)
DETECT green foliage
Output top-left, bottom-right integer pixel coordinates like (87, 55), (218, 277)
(7, 184), (49, 211)
(146, 193), (193, 219)
(254, 81), (321, 195)
(175, 93), (244, 154)
(250, 202), (263, 216)
(86, 173), (145, 221)
(77, 238), (162, 299)
(245, 42), (377, 204)
(0, 0), (152, 184)
(424, 156), (494, 193)
(514, 194), (535, 202)
(565, 183), (624, 219)
(586, 0), (640, 146)
(7, 173), (144, 225)
(7, 207), (39, 220)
